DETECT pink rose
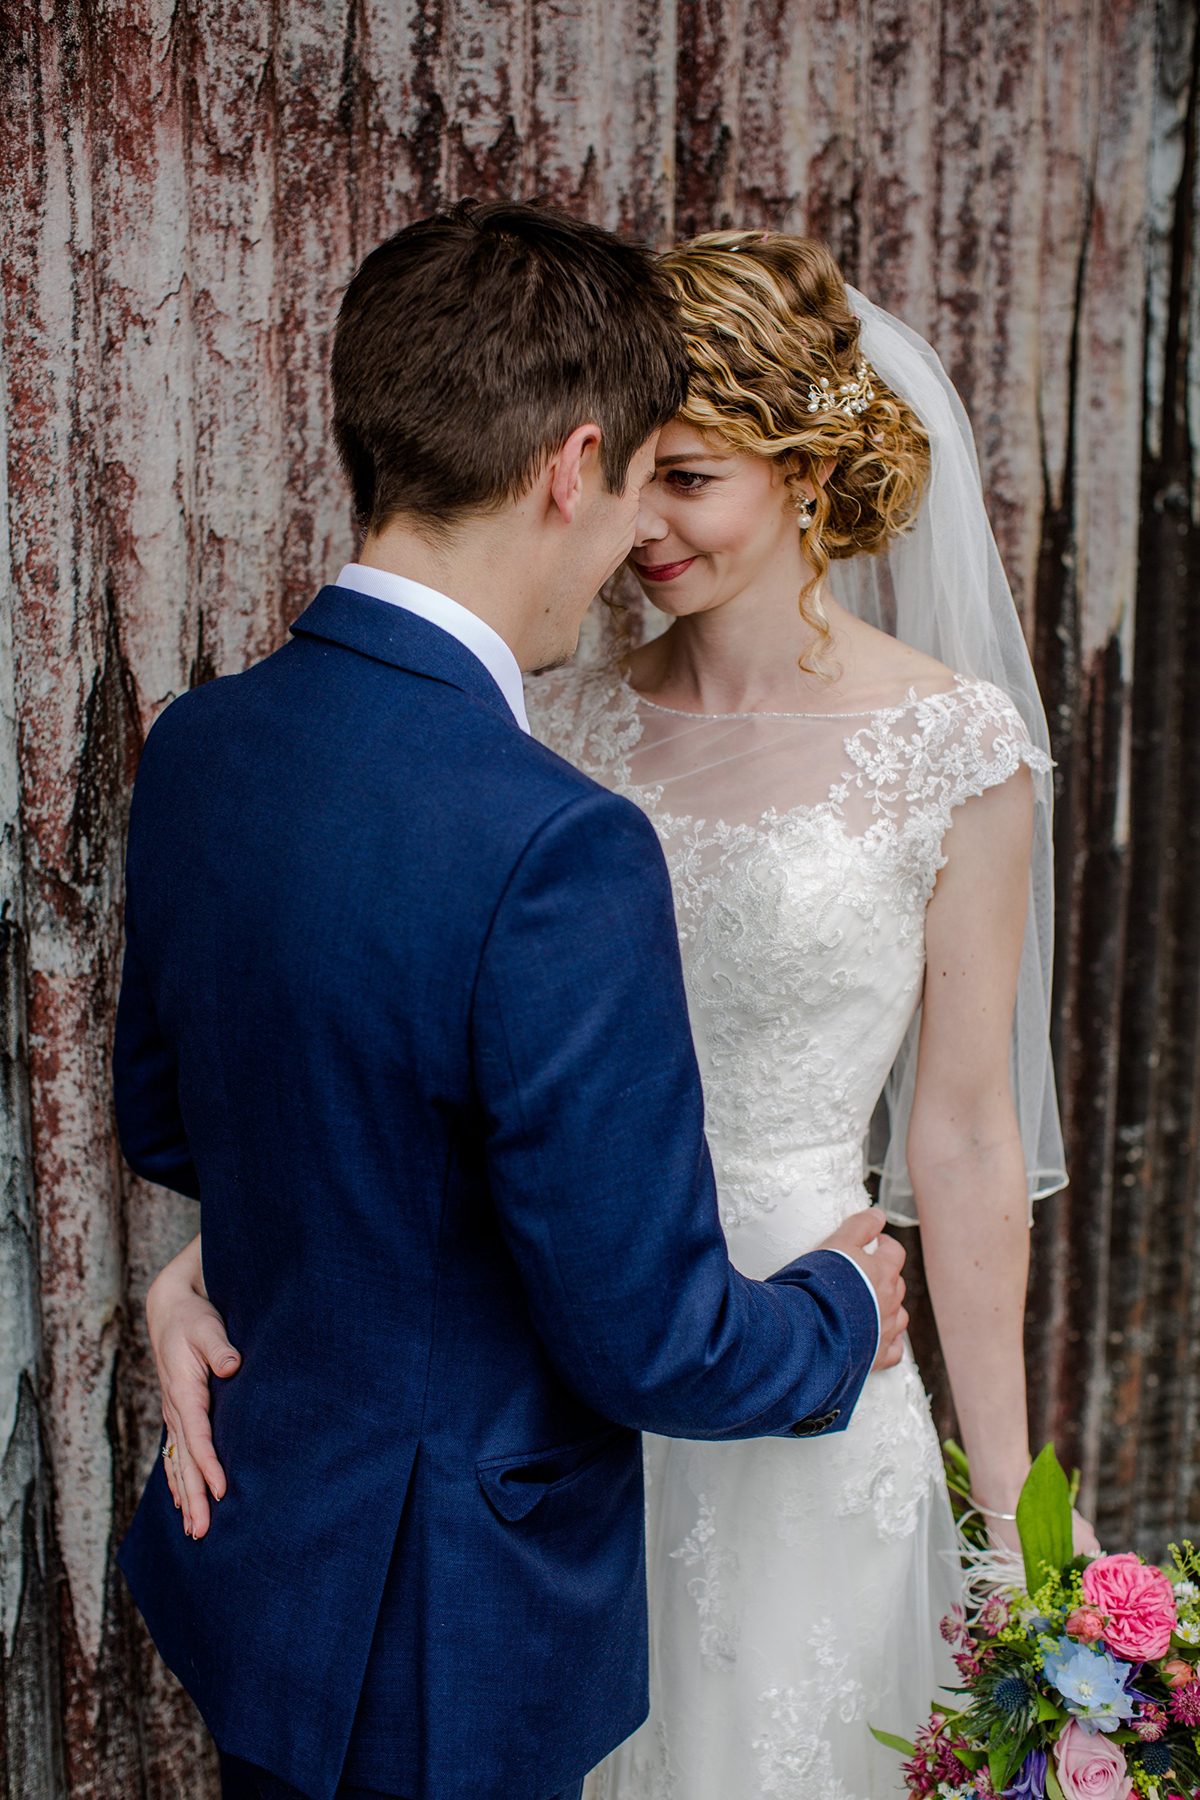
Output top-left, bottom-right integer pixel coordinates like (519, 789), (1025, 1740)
(1081, 1552), (1177, 1661)
(1055, 1719), (1132, 1800)
(1066, 1605), (1108, 1645)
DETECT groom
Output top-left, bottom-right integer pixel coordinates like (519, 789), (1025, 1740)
(114, 202), (906, 1800)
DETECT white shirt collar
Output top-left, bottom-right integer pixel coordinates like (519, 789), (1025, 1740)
(334, 563), (530, 734)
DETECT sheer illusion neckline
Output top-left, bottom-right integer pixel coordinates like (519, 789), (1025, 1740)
(621, 668), (968, 722)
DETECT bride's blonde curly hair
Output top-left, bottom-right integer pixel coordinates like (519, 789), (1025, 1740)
(660, 231), (931, 672)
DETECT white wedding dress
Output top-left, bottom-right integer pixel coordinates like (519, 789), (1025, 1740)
(525, 660), (1052, 1800)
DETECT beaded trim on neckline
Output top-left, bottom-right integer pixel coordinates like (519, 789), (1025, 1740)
(623, 670), (969, 723)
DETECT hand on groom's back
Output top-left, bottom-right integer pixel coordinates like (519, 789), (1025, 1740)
(145, 1232), (238, 1540)
(818, 1210), (908, 1371)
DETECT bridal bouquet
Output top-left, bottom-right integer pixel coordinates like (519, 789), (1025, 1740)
(874, 1447), (1200, 1800)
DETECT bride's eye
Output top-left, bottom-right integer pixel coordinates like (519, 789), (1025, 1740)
(665, 470), (712, 492)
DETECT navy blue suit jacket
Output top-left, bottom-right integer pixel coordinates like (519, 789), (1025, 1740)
(114, 587), (878, 1800)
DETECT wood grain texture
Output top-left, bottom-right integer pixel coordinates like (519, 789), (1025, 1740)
(1, 0), (1196, 1791)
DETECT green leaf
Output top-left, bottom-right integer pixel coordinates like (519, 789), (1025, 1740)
(1017, 1445), (1074, 1593)
(987, 1725), (1041, 1795)
(869, 1727), (915, 1758)
(1036, 1693), (1066, 1723)
(1045, 1760), (1066, 1800)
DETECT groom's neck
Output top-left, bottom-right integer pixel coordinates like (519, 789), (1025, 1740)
(358, 510), (562, 670)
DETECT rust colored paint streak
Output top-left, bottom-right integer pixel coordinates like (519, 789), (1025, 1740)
(3, 0), (1200, 1792)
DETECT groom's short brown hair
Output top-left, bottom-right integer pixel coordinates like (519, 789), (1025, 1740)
(331, 200), (688, 533)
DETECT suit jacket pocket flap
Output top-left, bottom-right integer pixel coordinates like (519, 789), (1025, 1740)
(476, 1426), (627, 1522)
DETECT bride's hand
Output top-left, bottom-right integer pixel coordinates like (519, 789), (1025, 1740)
(818, 1209), (908, 1371)
(146, 1233), (240, 1541)
(974, 1503), (1100, 1559)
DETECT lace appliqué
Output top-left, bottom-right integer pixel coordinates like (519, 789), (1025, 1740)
(832, 1361), (944, 1540)
(775, 1358), (944, 1546)
(528, 666), (1049, 1232)
(524, 665), (648, 788)
(679, 814), (908, 1199)
(669, 1495), (739, 1671)
(752, 1618), (867, 1800)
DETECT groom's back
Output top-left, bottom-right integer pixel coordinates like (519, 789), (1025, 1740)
(117, 600), (651, 1797)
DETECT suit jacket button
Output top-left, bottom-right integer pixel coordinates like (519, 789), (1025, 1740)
(790, 1408), (840, 1437)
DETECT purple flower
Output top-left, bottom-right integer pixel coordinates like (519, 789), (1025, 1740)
(1004, 1749), (1047, 1800)
(934, 1743), (972, 1786)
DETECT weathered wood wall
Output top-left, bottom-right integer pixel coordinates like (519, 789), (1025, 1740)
(0, 0), (1195, 1792)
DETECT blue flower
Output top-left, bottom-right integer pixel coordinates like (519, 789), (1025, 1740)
(1004, 1748), (1047, 1800)
(1042, 1638), (1140, 1733)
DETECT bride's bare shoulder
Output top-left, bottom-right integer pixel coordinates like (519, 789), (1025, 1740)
(833, 611), (956, 704)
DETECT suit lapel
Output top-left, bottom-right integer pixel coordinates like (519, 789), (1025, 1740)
(290, 586), (519, 728)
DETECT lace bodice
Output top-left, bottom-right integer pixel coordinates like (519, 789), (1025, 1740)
(527, 663), (1049, 1263)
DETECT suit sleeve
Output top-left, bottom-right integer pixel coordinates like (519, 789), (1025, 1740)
(471, 786), (878, 1441)
(112, 903), (200, 1200)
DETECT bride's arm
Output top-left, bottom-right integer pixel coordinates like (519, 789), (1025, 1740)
(907, 766), (1099, 1557)
(145, 1232), (240, 1539)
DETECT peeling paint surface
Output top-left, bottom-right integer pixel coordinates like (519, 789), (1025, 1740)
(1, 2), (1198, 1794)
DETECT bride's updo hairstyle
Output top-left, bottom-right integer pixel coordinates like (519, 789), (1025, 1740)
(660, 231), (931, 669)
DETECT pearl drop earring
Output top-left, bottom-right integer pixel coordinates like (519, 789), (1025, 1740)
(795, 495), (815, 529)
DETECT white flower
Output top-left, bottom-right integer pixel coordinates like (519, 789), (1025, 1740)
(1174, 1578), (1199, 1600)
(1176, 1618), (1200, 1644)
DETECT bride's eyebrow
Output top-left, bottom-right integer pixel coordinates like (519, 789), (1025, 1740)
(656, 451), (730, 466)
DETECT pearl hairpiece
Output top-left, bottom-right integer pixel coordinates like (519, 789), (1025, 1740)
(806, 359), (875, 418)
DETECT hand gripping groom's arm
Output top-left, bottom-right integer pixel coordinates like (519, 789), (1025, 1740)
(472, 786), (885, 1441)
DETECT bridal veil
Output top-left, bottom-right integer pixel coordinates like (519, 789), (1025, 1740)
(828, 291), (1067, 1221)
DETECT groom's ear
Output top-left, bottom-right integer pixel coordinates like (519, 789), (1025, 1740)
(546, 423), (604, 525)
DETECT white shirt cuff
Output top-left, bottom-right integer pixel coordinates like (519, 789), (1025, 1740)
(826, 1248), (881, 1360)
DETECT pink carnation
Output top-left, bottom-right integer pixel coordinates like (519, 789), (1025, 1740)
(1081, 1553), (1177, 1660)
(1054, 1719), (1132, 1800)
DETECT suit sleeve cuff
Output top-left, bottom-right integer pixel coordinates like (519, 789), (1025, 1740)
(825, 1248), (880, 1363)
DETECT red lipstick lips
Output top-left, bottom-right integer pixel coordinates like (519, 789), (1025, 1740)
(633, 556), (696, 583)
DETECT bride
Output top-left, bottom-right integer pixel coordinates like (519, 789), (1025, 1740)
(525, 231), (1098, 1800)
